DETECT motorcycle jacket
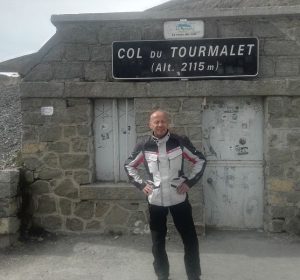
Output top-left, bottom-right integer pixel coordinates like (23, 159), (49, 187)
(124, 131), (206, 207)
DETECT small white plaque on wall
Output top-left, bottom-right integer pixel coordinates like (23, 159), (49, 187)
(41, 106), (54, 116)
(164, 20), (204, 40)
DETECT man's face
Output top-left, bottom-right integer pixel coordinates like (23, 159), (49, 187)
(149, 111), (169, 138)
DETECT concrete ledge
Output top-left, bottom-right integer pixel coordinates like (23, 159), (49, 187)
(21, 78), (300, 98)
(80, 183), (145, 200)
(51, 6), (300, 25)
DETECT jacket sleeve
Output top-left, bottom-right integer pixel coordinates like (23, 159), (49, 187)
(124, 141), (147, 190)
(180, 136), (207, 188)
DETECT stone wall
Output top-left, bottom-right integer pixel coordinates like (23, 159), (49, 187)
(21, 98), (94, 233)
(265, 97), (300, 234)
(0, 169), (20, 248)
(18, 13), (300, 235)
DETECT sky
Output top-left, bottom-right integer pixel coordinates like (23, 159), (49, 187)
(0, 0), (169, 62)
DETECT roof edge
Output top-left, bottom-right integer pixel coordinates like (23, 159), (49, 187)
(51, 5), (300, 25)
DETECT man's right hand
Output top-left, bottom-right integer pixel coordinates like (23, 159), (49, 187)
(143, 184), (153, 196)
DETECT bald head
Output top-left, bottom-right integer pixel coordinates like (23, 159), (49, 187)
(149, 110), (169, 138)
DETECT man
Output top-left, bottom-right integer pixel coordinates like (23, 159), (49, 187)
(124, 110), (206, 280)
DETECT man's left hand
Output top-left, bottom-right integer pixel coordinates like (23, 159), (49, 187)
(177, 182), (190, 194)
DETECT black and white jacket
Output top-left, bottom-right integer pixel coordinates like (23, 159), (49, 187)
(124, 132), (206, 206)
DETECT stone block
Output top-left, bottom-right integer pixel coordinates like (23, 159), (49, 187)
(95, 202), (111, 218)
(80, 184), (145, 200)
(0, 234), (18, 249)
(90, 45), (111, 61)
(54, 179), (79, 199)
(66, 218), (84, 231)
(268, 191), (286, 206)
(104, 205), (129, 226)
(22, 143), (47, 154)
(24, 64), (53, 82)
(182, 98), (204, 111)
(285, 216), (300, 235)
(42, 215), (63, 230)
(63, 126), (77, 138)
(38, 168), (63, 180)
(65, 44), (90, 61)
(118, 201), (140, 211)
(0, 170), (19, 198)
(136, 126), (151, 134)
(36, 196), (56, 214)
(148, 81), (186, 97)
(22, 126), (39, 143)
(173, 112), (202, 126)
(77, 125), (91, 137)
(252, 20), (283, 38)
(42, 153), (59, 168)
(135, 112), (150, 126)
(268, 148), (293, 164)
(59, 25), (98, 44)
(59, 198), (72, 215)
(23, 157), (43, 170)
(0, 217), (20, 234)
(43, 44), (64, 62)
(267, 164), (284, 178)
(47, 142), (70, 153)
(86, 220), (101, 231)
(158, 99), (181, 112)
(59, 154), (90, 169)
(127, 211), (147, 230)
(64, 81), (147, 98)
(269, 179), (294, 192)
(286, 192), (300, 204)
(134, 99), (159, 112)
(0, 198), (18, 217)
(30, 180), (50, 195)
(187, 126), (202, 141)
(39, 126), (62, 142)
(287, 132), (300, 147)
(22, 112), (45, 126)
(269, 218), (285, 233)
(74, 201), (94, 219)
(74, 170), (91, 185)
(141, 23), (164, 40)
(20, 82), (64, 98)
(71, 138), (88, 153)
(264, 40), (300, 56)
(61, 107), (89, 124)
(269, 206), (296, 219)
(84, 62), (106, 81)
(275, 57), (300, 77)
(218, 20), (253, 37)
(259, 57), (275, 78)
(53, 62), (83, 80)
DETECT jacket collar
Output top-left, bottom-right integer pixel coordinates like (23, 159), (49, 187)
(152, 131), (170, 145)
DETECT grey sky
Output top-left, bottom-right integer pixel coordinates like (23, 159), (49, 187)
(0, 0), (169, 62)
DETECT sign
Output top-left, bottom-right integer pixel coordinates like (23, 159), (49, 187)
(112, 38), (259, 80)
(164, 20), (204, 39)
(41, 106), (54, 116)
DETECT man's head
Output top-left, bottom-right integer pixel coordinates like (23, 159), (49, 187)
(149, 110), (169, 139)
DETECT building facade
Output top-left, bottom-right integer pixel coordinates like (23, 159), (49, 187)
(8, 2), (300, 235)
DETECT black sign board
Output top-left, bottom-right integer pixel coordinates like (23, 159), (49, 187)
(112, 38), (258, 80)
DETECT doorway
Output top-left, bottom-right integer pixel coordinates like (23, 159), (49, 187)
(202, 97), (264, 229)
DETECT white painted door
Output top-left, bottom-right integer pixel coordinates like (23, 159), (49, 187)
(94, 99), (135, 182)
(202, 97), (264, 229)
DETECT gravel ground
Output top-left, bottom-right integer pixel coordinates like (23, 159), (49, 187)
(0, 230), (299, 280)
(0, 74), (21, 169)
